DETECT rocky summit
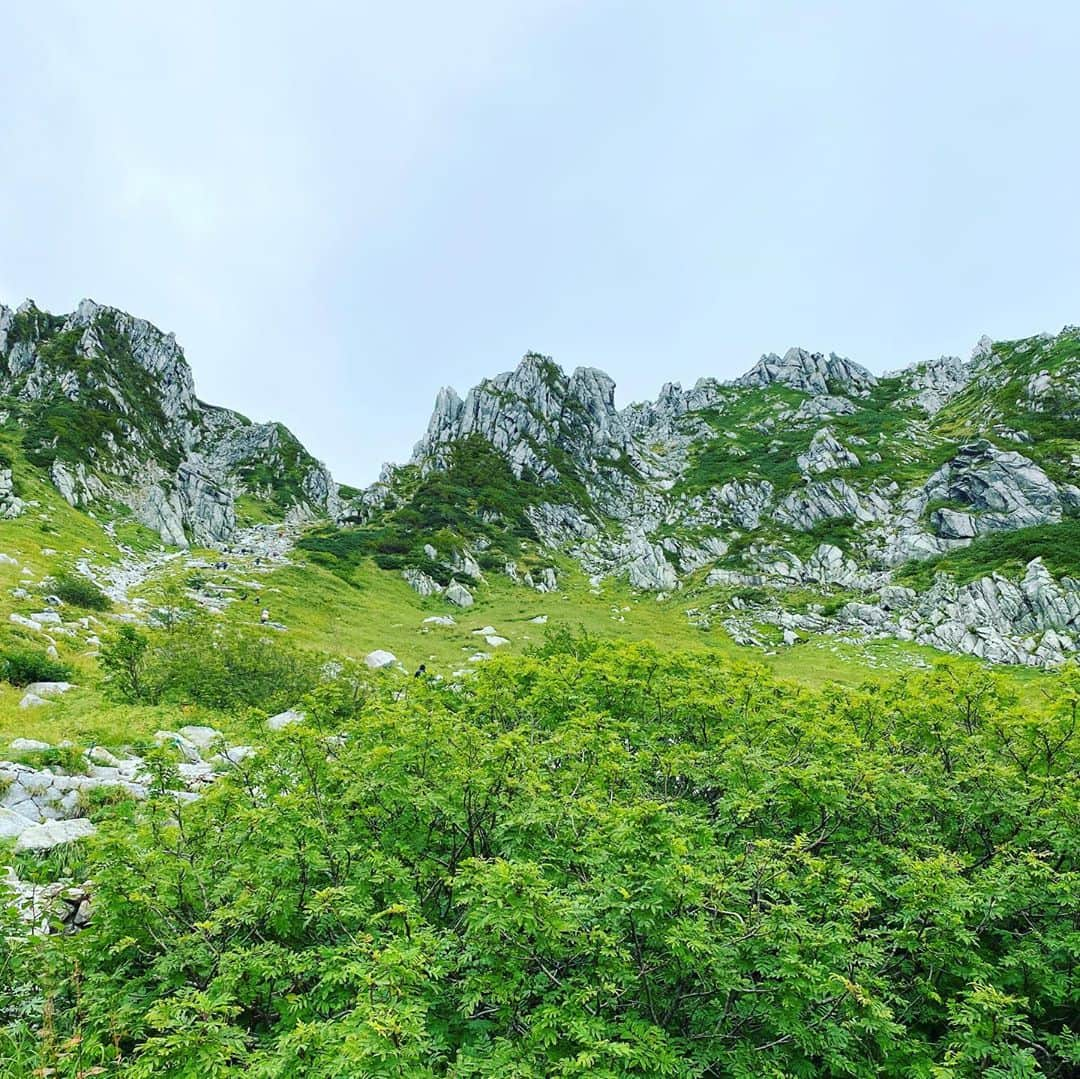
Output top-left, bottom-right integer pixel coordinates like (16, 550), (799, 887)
(352, 326), (1080, 667)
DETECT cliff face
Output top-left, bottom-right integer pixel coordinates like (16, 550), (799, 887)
(0, 299), (343, 546)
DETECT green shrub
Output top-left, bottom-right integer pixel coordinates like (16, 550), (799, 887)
(4, 641), (1076, 1076)
(47, 571), (112, 611)
(0, 644), (73, 687)
(100, 617), (321, 712)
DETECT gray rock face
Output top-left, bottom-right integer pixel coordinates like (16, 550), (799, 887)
(0, 299), (343, 545)
(403, 567), (443, 597)
(897, 355), (973, 414)
(775, 478), (889, 531)
(0, 467), (25, 518)
(805, 556), (1080, 666)
(923, 442), (1061, 537)
(796, 428), (860, 474)
(736, 348), (877, 397)
(621, 532), (678, 591)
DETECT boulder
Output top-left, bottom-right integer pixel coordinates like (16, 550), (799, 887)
(24, 681), (74, 698)
(364, 649), (397, 670)
(446, 581), (474, 608)
(211, 745), (256, 767)
(15, 817), (96, 852)
(0, 807), (33, 839)
(177, 725), (223, 751)
(154, 730), (203, 762)
(19, 693), (50, 709)
(9, 738), (51, 752)
(266, 710), (305, 731)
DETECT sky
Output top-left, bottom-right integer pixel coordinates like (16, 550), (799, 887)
(3, 2), (1080, 487)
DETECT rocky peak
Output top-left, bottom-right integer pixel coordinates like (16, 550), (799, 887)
(896, 354), (973, 415)
(0, 297), (345, 546)
(736, 347), (877, 397)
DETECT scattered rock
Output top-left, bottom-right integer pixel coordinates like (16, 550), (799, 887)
(9, 738), (51, 752)
(24, 681), (74, 698)
(446, 581), (474, 608)
(266, 710), (305, 731)
(364, 649), (397, 670)
(403, 567), (443, 596)
(15, 817), (96, 852)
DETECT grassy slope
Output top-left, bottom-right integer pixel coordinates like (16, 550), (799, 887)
(0, 480), (1057, 750)
(0, 351), (1073, 755)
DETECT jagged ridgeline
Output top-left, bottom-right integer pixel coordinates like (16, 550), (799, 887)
(6, 295), (1080, 668)
(0, 299), (344, 546)
(311, 328), (1080, 666)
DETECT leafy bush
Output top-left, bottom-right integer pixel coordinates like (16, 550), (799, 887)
(0, 644), (72, 686)
(7, 640), (1078, 1076)
(99, 618), (321, 712)
(47, 571), (112, 611)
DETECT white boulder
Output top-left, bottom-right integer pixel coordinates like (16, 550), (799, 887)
(364, 649), (397, 670)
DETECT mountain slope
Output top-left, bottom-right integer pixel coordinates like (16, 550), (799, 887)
(5, 293), (1080, 669)
(0, 299), (344, 546)
(344, 326), (1080, 667)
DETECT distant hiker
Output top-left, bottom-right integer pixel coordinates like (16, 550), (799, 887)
(414, 664), (427, 678)
(260, 607), (270, 624)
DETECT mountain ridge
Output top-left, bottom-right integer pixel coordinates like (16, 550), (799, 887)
(6, 294), (1080, 669)
(351, 321), (1080, 667)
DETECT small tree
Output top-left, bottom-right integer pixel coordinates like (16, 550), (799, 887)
(99, 624), (150, 701)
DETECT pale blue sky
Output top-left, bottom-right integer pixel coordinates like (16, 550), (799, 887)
(3, 2), (1079, 486)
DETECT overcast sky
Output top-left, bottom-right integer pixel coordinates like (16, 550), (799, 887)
(3, 2), (1079, 486)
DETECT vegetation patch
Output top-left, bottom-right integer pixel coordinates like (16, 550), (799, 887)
(1, 639), (1076, 1076)
(46, 571), (111, 611)
(895, 518), (1080, 590)
(301, 435), (548, 580)
(0, 637), (73, 687)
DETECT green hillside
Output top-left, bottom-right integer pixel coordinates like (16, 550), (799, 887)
(1, 306), (1079, 1076)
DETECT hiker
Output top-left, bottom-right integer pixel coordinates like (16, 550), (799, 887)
(260, 607), (270, 624)
(413, 663), (427, 678)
